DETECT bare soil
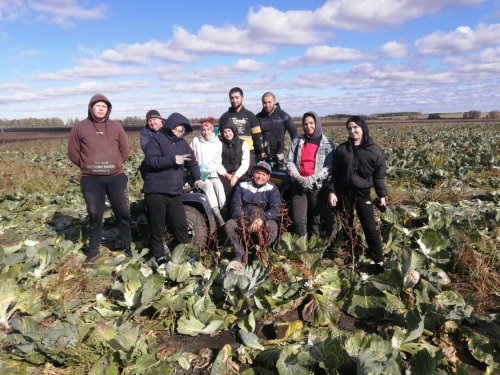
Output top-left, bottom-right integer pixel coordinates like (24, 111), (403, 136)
(153, 305), (487, 374)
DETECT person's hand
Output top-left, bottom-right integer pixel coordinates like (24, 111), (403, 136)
(230, 175), (238, 187)
(328, 192), (338, 207)
(316, 169), (328, 180)
(249, 218), (263, 232)
(194, 180), (204, 189)
(226, 260), (245, 271)
(175, 154), (192, 165)
(380, 197), (387, 207)
(305, 175), (316, 187)
(260, 152), (267, 161)
(295, 175), (312, 190)
(295, 175), (306, 184)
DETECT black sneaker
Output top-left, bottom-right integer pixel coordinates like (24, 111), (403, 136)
(366, 263), (385, 275)
(156, 256), (167, 266)
(374, 263), (385, 275)
(85, 252), (101, 264)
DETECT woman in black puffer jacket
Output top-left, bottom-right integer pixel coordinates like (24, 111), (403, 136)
(327, 115), (387, 274)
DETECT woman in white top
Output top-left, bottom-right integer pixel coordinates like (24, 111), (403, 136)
(190, 117), (226, 226)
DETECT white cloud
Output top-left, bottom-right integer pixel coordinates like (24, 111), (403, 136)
(379, 41), (408, 58)
(247, 6), (329, 44)
(0, 82), (28, 91)
(316, 0), (486, 30)
(176, 59), (266, 82)
(17, 49), (43, 58)
(280, 45), (370, 67)
(416, 23), (500, 55)
(170, 25), (273, 55)
(0, 81), (151, 105)
(0, 0), (108, 28)
(99, 40), (193, 64)
(444, 47), (500, 74)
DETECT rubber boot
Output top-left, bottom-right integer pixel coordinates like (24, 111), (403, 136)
(213, 207), (225, 227)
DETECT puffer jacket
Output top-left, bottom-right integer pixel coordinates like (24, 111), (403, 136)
(231, 180), (281, 222)
(328, 137), (387, 198)
(142, 113), (200, 195)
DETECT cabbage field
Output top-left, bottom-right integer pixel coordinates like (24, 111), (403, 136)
(0, 122), (499, 374)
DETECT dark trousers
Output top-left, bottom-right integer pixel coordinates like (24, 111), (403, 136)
(337, 189), (384, 263)
(144, 193), (189, 258)
(291, 183), (328, 238)
(225, 218), (278, 261)
(81, 174), (132, 253)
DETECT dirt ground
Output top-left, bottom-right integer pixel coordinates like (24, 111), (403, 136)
(154, 306), (487, 374)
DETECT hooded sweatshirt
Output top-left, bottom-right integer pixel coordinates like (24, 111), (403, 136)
(67, 93), (129, 176)
(219, 105), (264, 153)
(190, 131), (225, 177)
(285, 111), (335, 188)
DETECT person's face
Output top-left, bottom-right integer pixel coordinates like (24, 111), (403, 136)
(92, 102), (108, 121)
(148, 118), (163, 132)
(171, 125), (185, 137)
(262, 95), (276, 114)
(229, 92), (243, 109)
(303, 116), (316, 138)
(347, 121), (363, 145)
(223, 128), (234, 141)
(201, 123), (214, 139)
(253, 169), (270, 185)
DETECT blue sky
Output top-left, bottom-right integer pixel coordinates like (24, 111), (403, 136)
(1, 0), (500, 121)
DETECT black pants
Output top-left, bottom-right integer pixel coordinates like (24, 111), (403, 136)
(291, 183), (328, 238)
(145, 193), (190, 258)
(81, 174), (132, 253)
(336, 189), (384, 263)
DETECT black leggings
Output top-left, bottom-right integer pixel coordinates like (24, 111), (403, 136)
(336, 189), (384, 263)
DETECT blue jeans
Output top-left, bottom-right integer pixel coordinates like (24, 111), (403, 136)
(81, 174), (132, 253)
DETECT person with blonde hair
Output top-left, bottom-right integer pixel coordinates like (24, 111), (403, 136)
(190, 116), (226, 226)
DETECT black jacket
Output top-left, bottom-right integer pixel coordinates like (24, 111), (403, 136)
(256, 108), (298, 155)
(142, 113), (200, 195)
(219, 106), (264, 153)
(328, 137), (387, 198)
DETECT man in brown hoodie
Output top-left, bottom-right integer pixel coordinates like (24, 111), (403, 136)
(68, 93), (132, 263)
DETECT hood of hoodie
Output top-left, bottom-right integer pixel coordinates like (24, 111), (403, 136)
(197, 131), (218, 144)
(302, 111), (323, 140)
(218, 121), (240, 145)
(162, 112), (193, 139)
(88, 93), (112, 122)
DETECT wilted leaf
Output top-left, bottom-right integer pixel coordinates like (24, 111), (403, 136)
(239, 329), (265, 350)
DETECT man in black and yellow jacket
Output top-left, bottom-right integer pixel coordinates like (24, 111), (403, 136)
(219, 87), (264, 165)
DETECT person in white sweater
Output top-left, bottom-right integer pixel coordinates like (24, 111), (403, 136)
(190, 117), (226, 226)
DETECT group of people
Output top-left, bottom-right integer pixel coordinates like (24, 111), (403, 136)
(68, 88), (388, 274)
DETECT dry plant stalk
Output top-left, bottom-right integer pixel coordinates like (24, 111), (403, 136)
(450, 233), (500, 314)
(233, 200), (291, 282)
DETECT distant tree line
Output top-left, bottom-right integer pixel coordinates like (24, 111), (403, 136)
(1, 110), (499, 128)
